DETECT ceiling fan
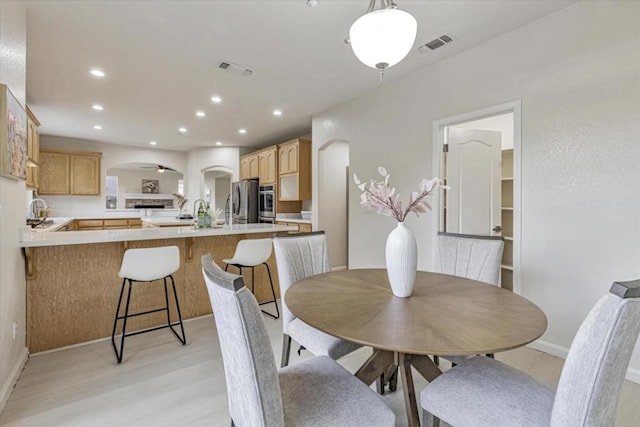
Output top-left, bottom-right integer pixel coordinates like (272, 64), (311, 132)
(141, 164), (177, 173)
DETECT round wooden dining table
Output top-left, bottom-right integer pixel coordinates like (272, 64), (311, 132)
(286, 269), (547, 427)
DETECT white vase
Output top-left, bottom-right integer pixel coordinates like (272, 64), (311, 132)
(385, 222), (417, 298)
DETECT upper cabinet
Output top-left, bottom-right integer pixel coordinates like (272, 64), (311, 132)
(258, 146), (277, 184)
(240, 153), (259, 180)
(26, 107), (40, 190)
(39, 148), (102, 196)
(278, 138), (311, 201)
(279, 142), (298, 175)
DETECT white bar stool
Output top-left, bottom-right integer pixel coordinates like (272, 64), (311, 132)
(222, 238), (279, 319)
(111, 245), (186, 363)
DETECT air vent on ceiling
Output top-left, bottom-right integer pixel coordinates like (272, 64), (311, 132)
(216, 60), (253, 76)
(418, 34), (455, 53)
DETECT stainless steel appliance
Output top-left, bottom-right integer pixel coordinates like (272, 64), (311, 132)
(259, 184), (275, 223)
(232, 179), (259, 224)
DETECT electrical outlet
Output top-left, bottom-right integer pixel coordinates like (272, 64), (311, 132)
(12, 321), (17, 340)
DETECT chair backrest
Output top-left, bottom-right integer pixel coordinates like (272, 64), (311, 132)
(550, 280), (640, 427)
(433, 232), (504, 286)
(119, 245), (180, 281)
(233, 238), (273, 266)
(273, 231), (330, 332)
(201, 254), (283, 427)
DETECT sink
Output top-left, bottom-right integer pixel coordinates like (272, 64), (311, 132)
(26, 218), (54, 229)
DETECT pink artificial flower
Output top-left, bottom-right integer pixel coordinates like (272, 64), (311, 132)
(354, 167), (443, 222)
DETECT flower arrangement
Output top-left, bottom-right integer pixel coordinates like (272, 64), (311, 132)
(353, 167), (443, 222)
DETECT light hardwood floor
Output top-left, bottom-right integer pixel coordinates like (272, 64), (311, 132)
(1, 313), (639, 426)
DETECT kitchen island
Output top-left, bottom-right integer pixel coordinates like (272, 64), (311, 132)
(21, 223), (296, 353)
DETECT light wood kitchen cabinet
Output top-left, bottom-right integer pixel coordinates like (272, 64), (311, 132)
(26, 107), (40, 190)
(275, 221), (312, 233)
(240, 153), (259, 180)
(258, 146), (277, 184)
(278, 138), (311, 201)
(39, 150), (70, 195)
(39, 148), (101, 196)
(75, 218), (142, 230)
(70, 153), (101, 195)
(279, 142), (298, 175)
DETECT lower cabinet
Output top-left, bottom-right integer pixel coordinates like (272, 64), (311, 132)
(276, 221), (312, 233)
(74, 218), (142, 230)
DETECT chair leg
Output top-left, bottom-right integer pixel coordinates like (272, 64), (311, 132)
(487, 353), (494, 359)
(376, 372), (385, 395)
(111, 278), (127, 363)
(112, 279), (133, 364)
(422, 409), (440, 427)
(168, 275), (186, 345)
(433, 355), (440, 366)
(281, 334), (292, 367)
(258, 263), (279, 319)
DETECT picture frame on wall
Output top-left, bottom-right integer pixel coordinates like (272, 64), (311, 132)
(142, 179), (159, 194)
(0, 84), (27, 181)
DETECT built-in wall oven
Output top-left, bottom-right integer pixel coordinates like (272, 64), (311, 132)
(259, 184), (275, 223)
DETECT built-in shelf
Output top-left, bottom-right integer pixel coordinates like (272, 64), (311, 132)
(501, 207), (514, 211)
(501, 177), (514, 181)
(503, 236), (513, 241)
(501, 264), (514, 271)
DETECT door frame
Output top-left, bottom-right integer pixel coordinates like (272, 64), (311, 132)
(431, 100), (522, 294)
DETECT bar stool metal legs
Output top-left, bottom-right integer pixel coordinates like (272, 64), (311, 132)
(111, 274), (186, 363)
(225, 262), (280, 319)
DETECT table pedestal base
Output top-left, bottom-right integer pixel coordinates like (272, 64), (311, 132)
(355, 349), (442, 427)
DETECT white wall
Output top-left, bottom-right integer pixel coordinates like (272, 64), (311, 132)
(313, 2), (640, 379)
(107, 168), (182, 209)
(214, 176), (230, 213)
(0, 0), (28, 411)
(318, 141), (349, 268)
(185, 147), (239, 209)
(39, 135), (187, 215)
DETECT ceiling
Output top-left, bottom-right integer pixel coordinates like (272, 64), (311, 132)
(25, 0), (576, 152)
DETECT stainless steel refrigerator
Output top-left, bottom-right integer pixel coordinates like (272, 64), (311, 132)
(232, 179), (259, 224)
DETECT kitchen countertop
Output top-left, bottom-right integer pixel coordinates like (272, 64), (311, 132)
(275, 214), (311, 224)
(142, 217), (197, 226)
(20, 223), (297, 248)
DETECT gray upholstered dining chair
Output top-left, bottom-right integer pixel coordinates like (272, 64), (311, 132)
(201, 254), (395, 427)
(273, 231), (361, 367)
(433, 232), (505, 365)
(420, 279), (640, 427)
(433, 232), (504, 286)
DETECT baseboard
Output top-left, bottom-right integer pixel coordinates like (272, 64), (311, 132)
(0, 347), (29, 414)
(528, 339), (640, 384)
(331, 265), (347, 271)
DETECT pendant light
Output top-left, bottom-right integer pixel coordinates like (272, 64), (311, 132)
(349, 0), (417, 80)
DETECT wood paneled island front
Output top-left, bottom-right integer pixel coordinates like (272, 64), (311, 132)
(21, 223), (297, 353)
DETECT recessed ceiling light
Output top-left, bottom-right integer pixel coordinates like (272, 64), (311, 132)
(273, 109), (283, 116)
(215, 141), (223, 146)
(196, 111), (206, 118)
(178, 127), (187, 134)
(210, 96), (222, 103)
(89, 69), (105, 78)
(92, 104), (104, 111)
(149, 141), (157, 145)
(93, 125), (102, 130)
(238, 128), (247, 134)
(307, 0), (319, 7)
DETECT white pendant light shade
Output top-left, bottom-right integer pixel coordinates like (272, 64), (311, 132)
(349, 8), (417, 70)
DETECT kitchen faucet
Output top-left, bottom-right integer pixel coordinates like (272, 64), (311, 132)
(28, 198), (48, 219)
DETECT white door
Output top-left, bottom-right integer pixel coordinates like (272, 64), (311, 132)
(446, 128), (502, 235)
